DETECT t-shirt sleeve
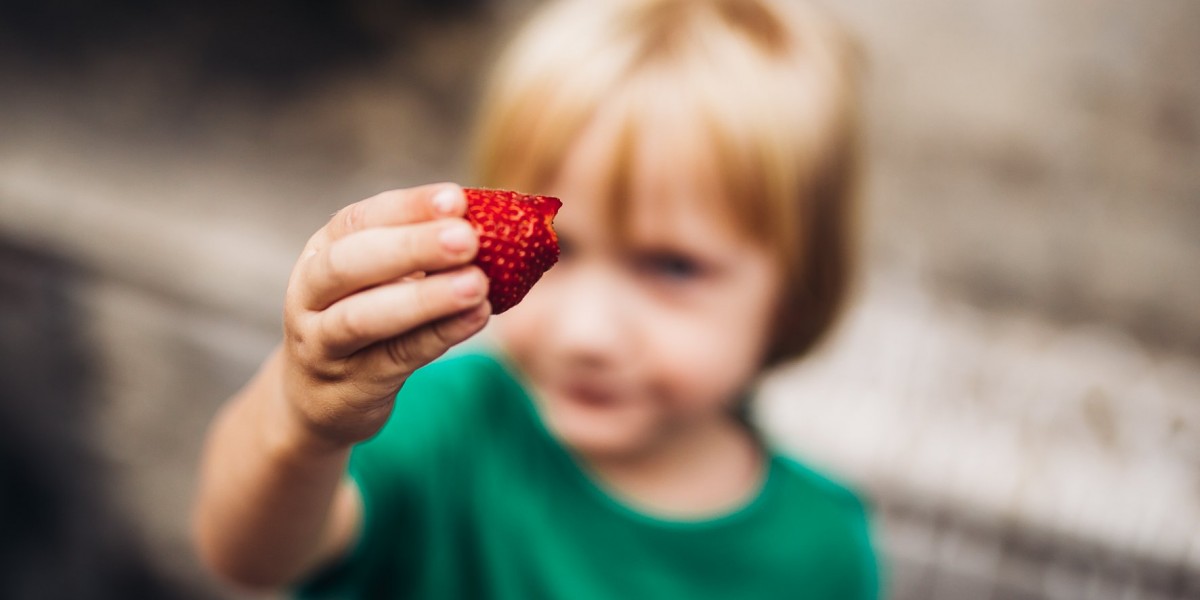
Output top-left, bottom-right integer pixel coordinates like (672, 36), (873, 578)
(847, 494), (883, 600)
(827, 481), (883, 600)
(775, 456), (884, 600)
(293, 353), (504, 598)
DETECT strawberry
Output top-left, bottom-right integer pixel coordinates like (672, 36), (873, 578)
(463, 188), (562, 314)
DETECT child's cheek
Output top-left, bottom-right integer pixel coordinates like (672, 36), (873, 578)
(492, 279), (554, 368)
(656, 305), (768, 407)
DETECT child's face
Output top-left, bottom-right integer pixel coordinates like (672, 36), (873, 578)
(494, 112), (784, 461)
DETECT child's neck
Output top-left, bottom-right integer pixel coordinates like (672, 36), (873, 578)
(581, 414), (766, 521)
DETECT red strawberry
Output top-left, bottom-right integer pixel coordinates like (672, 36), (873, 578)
(464, 188), (562, 314)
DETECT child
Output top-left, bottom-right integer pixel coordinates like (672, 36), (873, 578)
(192, 0), (880, 597)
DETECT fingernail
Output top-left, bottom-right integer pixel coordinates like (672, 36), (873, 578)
(432, 187), (460, 215)
(453, 271), (483, 299)
(439, 223), (474, 253)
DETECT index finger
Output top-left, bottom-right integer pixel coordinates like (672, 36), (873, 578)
(321, 183), (465, 244)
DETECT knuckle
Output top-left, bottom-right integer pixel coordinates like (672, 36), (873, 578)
(287, 328), (330, 377)
(429, 320), (454, 349)
(322, 243), (350, 290)
(410, 279), (443, 320)
(301, 351), (345, 384)
(287, 312), (346, 379)
(384, 335), (419, 370)
(283, 307), (310, 347)
(335, 306), (369, 345)
(381, 189), (410, 206)
(377, 189), (406, 205)
(385, 330), (444, 373)
(301, 230), (325, 258)
(403, 226), (430, 262)
(367, 189), (406, 218)
(338, 201), (368, 234)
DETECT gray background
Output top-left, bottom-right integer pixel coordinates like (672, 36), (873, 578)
(0, 0), (1196, 597)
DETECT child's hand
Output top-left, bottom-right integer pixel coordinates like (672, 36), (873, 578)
(279, 184), (489, 450)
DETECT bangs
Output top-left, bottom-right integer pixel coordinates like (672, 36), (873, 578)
(586, 73), (797, 251)
(471, 0), (850, 262)
(470, 0), (862, 362)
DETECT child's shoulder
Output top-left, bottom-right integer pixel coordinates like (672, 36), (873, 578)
(764, 451), (882, 598)
(767, 450), (871, 517)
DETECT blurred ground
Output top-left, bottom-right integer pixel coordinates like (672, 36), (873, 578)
(0, 0), (1197, 598)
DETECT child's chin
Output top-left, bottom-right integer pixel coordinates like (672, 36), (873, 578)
(544, 404), (649, 460)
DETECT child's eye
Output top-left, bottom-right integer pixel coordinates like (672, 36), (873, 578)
(556, 234), (575, 260)
(636, 252), (703, 281)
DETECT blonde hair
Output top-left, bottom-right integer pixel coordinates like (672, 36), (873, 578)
(471, 0), (863, 366)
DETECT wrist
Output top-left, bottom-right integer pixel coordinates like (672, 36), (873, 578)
(258, 350), (355, 466)
(267, 402), (353, 468)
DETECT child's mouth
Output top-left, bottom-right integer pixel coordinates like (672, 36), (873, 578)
(559, 380), (621, 409)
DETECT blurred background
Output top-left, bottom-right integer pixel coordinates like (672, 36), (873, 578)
(0, 0), (1196, 598)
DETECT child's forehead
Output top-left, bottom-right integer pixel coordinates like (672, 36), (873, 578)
(550, 95), (754, 247)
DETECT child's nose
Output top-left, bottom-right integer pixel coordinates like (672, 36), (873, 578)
(549, 269), (627, 365)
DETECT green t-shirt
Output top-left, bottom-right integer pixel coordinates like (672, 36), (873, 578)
(296, 352), (880, 599)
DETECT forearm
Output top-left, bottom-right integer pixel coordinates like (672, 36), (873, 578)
(190, 185), (485, 589)
(192, 348), (358, 589)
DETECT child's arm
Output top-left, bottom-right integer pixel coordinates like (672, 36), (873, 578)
(191, 184), (489, 589)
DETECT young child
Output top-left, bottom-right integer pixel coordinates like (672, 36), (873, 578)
(192, 0), (880, 597)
